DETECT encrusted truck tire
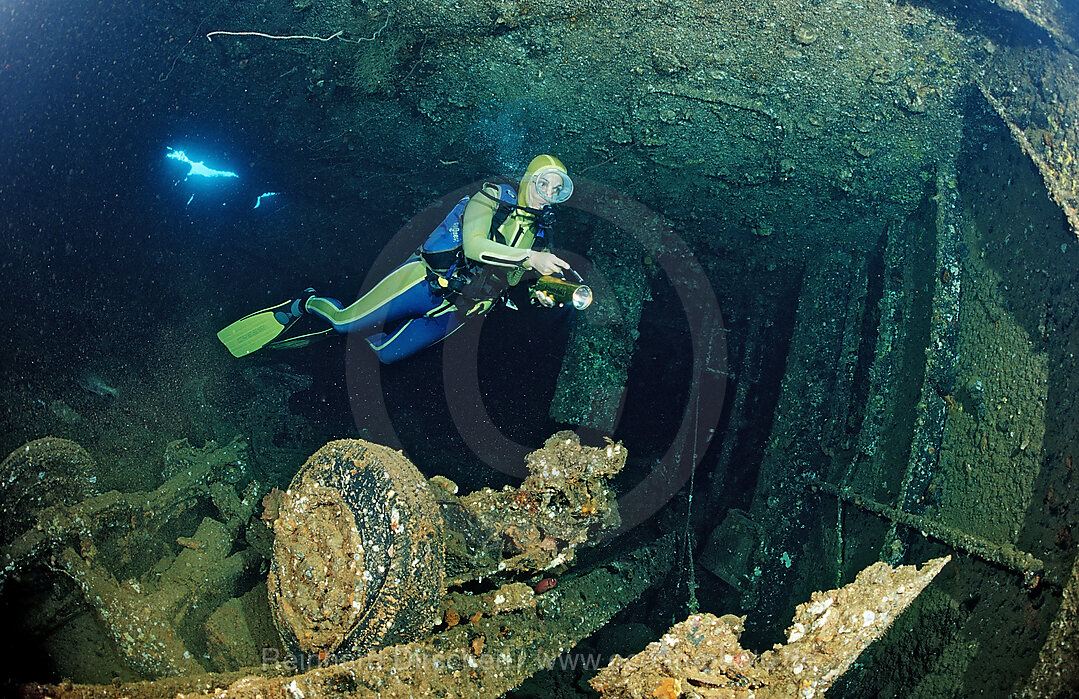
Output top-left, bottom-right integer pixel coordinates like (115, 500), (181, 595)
(0, 437), (97, 544)
(267, 439), (445, 660)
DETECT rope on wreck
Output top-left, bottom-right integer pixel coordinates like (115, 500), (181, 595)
(206, 15), (391, 44)
(678, 362), (703, 615)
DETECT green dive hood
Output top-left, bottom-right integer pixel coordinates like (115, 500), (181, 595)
(520, 154), (570, 208)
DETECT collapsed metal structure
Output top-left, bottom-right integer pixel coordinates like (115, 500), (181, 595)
(592, 556), (952, 699)
(5, 432), (680, 697)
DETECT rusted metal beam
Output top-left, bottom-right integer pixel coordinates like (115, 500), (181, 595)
(812, 479), (1045, 584)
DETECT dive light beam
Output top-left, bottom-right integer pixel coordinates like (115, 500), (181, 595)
(166, 147), (239, 180)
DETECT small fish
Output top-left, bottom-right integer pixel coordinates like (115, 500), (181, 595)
(78, 372), (118, 398)
(533, 577), (557, 594)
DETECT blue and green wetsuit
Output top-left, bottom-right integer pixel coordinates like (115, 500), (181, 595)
(304, 156), (561, 363)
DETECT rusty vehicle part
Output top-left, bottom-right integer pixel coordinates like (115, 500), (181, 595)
(438, 430), (627, 584)
(0, 437), (262, 679)
(23, 534), (678, 699)
(439, 581), (539, 626)
(3, 430), (628, 684)
(0, 437), (97, 552)
(267, 431), (628, 657)
(267, 439), (445, 660)
(591, 556), (951, 698)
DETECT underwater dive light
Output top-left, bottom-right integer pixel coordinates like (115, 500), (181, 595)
(531, 272), (593, 310)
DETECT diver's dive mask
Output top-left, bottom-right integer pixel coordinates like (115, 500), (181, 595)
(531, 168), (573, 205)
(531, 269), (593, 310)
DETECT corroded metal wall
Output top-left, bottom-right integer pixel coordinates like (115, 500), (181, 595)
(743, 106), (1079, 693)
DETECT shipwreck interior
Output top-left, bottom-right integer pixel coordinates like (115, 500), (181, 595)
(2, 0), (1079, 696)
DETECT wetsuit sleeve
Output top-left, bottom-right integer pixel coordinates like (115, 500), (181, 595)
(461, 185), (532, 269)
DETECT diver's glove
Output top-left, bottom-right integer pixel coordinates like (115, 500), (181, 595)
(525, 250), (571, 276)
(532, 289), (557, 308)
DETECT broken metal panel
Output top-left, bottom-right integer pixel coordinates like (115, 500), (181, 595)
(590, 556), (951, 699)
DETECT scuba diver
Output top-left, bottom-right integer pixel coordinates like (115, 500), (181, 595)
(217, 155), (589, 363)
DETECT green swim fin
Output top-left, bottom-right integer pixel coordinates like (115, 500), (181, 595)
(266, 328), (335, 351)
(217, 299), (299, 358)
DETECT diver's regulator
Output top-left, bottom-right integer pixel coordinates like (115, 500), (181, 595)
(530, 270), (593, 310)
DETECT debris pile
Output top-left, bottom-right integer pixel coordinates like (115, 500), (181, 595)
(23, 537), (678, 699)
(0, 437), (262, 678)
(267, 430), (629, 662)
(438, 430), (626, 583)
(591, 556), (951, 699)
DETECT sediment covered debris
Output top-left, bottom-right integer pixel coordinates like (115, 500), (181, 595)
(0, 437), (97, 550)
(591, 556), (951, 698)
(1, 437), (261, 678)
(437, 430), (627, 583)
(4, 430), (630, 685)
(267, 431), (629, 660)
(23, 535), (678, 699)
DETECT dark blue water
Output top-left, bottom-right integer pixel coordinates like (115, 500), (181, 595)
(0, 0), (723, 688)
